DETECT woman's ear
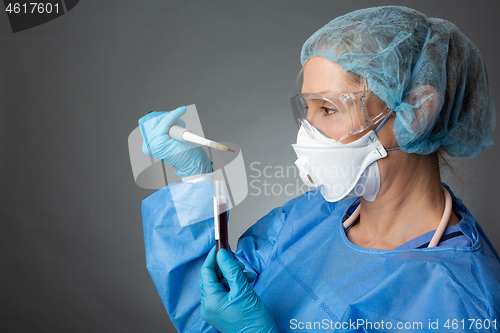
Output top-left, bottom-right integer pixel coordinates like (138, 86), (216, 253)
(405, 85), (442, 135)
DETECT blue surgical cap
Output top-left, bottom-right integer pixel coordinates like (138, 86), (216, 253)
(301, 6), (495, 157)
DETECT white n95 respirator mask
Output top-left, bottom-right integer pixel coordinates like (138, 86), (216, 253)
(292, 123), (387, 202)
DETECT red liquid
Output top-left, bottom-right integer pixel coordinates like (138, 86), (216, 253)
(216, 203), (229, 253)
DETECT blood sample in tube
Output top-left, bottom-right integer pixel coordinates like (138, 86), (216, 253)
(214, 181), (229, 253)
(216, 202), (229, 252)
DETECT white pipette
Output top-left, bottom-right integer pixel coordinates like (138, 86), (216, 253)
(168, 125), (235, 153)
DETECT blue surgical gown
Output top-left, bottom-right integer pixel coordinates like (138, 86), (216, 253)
(142, 182), (500, 332)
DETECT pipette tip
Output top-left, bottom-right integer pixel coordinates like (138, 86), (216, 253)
(215, 143), (236, 153)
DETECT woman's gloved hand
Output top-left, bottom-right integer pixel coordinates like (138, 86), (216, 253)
(215, 254), (256, 291)
(200, 248), (279, 333)
(138, 106), (212, 178)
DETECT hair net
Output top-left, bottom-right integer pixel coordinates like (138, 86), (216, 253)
(300, 6), (495, 157)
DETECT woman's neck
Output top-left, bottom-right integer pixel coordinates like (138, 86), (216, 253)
(346, 151), (459, 249)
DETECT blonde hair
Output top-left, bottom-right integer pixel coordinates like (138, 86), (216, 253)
(345, 70), (370, 91)
(294, 59), (370, 92)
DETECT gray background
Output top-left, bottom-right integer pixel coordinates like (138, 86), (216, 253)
(1, 0), (498, 332)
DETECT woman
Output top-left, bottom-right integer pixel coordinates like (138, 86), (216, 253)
(140, 6), (500, 333)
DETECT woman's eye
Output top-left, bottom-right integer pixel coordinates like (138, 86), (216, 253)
(321, 107), (338, 115)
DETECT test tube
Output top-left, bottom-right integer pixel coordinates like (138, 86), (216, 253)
(213, 180), (229, 253)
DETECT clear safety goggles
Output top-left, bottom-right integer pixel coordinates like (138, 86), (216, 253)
(290, 90), (390, 141)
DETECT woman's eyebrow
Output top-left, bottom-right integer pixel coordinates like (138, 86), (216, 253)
(317, 89), (349, 94)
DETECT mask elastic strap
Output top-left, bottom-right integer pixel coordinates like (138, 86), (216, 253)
(375, 109), (393, 134)
(374, 109), (400, 151)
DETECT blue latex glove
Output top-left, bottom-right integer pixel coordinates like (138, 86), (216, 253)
(138, 106), (212, 178)
(200, 248), (278, 333)
(216, 255), (256, 291)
